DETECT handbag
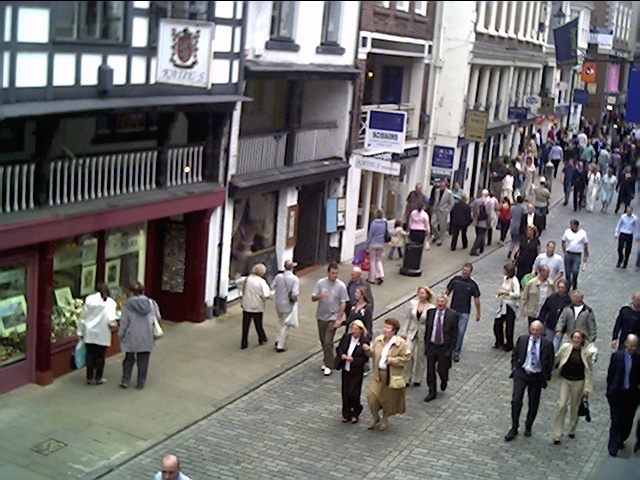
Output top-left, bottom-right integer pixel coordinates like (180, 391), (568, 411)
(388, 374), (406, 389)
(359, 250), (370, 272)
(578, 397), (591, 422)
(74, 339), (86, 369)
(150, 299), (164, 339)
(283, 303), (299, 328)
(384, 224), (391, 243)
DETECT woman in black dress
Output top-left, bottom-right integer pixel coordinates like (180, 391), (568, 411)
(511, 225), (541, 283)
(344, 286), (373, 340)
(335, 320), (370, 424)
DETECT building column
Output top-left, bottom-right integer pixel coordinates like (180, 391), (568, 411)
(477, 1), (487, 31)
(532, 1), (541, 41)
(523, 69), (533, 102)
(488, 1), (499, 33)
(507, 1), (517, 37)
(477, 67), (491, 111)
(516, 68), (526, 106)
(468, 65), (480, 109)
(498, 66), (513, 120)
(517, 2), (527, 39)
(488, 67), (501, 122)
(498, 1), (508, 35)
(524, 2), (534, 40)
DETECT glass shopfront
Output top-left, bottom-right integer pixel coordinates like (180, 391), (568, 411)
(229, 193), (278, 293)
(0, 264), (28, 368)
(51, 223), (147, 342)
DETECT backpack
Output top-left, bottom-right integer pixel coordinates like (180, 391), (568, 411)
(478, 203), (488, 221)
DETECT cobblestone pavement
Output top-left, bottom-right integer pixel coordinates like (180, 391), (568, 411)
(101, 200), (639, 480)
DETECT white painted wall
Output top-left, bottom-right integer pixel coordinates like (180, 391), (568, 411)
(244, 1), (360, 66)
(275, 187), (299, 270)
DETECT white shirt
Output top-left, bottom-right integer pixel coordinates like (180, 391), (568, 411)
(345, 336), (359, 372)
(379, 336), (397, 370)
(573, 304), (584, 321)
(523, 336), (542, 374)
(615, 213), (638, 237)
(562, 228), (588, 254)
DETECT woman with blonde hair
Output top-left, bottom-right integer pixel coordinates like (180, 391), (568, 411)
(363, 318), (411, 431)
(522, 155), (536, 200)
(553, 330), (593, 444)
(335, 320), (370, 424)
(399, 286), (435, 386)
(238, 263), (272, 349)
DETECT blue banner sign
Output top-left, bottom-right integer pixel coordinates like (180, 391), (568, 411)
(508, 106), (529, 120)
(432, 146), (455, 169)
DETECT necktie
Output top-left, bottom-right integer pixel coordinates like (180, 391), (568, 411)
(531, 339), (538, 369)
(435, 311), (443, 345)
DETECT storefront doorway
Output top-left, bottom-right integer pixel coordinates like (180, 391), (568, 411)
(0, 253), (36, 394)
(294, 182), (326, 269)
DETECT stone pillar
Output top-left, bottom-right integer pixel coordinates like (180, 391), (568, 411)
(468, 65), (480, 108)
(488, 67), (501, 122)
(508, 1), (517, 37)
(488, 1), (498, 32)
(477, 67), (491, 111)
(477, 1), (487, 30)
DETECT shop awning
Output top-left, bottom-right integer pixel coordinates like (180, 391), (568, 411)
(229, 158), (349, 198)
(0, 183), (226, 250)
(244, 60), (361, 80)
(0, 94), (251, 121)
(485, 119), (514, 135)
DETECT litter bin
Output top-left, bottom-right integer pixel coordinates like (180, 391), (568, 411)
(544, 161), (554, 192)
(400, 240), (423, 276)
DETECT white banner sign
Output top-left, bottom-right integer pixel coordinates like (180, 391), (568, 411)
(156, 19), (215, 88)
(364, 110), (407, 154)
(353, 156), (401, 176)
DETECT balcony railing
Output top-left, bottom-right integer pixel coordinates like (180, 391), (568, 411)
(237, 133), (287, 174)
(0, 144), (204, 214)
(359, 104), (416, 144)
(237, 126), (340, 173)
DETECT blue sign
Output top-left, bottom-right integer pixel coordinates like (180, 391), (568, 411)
(508, 106), (529, 120)
(573, 89), (588, 106)
(368, 110), (405, 132)
(555, 104), (570, 116)
(553, 18), (579, 68)
(432, 146), (454, 169)
(626, 65), (640, 124)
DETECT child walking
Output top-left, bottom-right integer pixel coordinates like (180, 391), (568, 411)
(388, 220), (408, 259)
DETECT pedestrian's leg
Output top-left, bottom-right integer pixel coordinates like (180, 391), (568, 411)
(94, 345), (107, 381)
(368, 248), (378, 282)
(398, 246), (403, 258)
(388, 247), (395, 260)
(617, 235), (625, 266)
(254, 312), (268, 343)
(276, 312), (289, 350)
(121, 352), (135, 386)
(567, 380), (584, 435)
(461, 227), (468, 249)
(622, 234), (632, 267)
(241, 311), (252, 348)
(608, 400), (622, 454)
(454, 313), (470, 357)
(413, 339), (427, 384)
(85, 343), (96, 382)
(341, 370), (349, 420)
(437, 349), (450, 387)
(135, 352), (150, 389)
(573, 189), (579, 211)
(493, 317), (505, 348)
(404, 339), (416, 383)
(317, 320), (328, 366)
(505, 307), (516, 350)
(554, 379), (570, 438)
(525, 382), (543, 429)
(486, 225), (493, 246)
(374, 245), (384, 280)
(511, 374), (527, 430)
(426, 350), (437, 396)
(322, 320), (336, 368)
(450, 225), (459, 250)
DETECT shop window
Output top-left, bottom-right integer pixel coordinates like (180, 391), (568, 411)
(149, 1), (209, 46)
(0, 264), (28, 368)
(105, 223), (147, 300)
(54, 1), (126, 42)
(94, 112), (159, 143)
(0, 120), (25, 154)
(230, 193), (278, 288)
(52, 235), (98, 342)
(321, 1), (341, 45)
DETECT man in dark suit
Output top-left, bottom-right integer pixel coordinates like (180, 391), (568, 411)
(423, 294), (458, 402)
(505, 320), (554, 441)
(519, 203), (544, 242)
(606, 333), (640, 457)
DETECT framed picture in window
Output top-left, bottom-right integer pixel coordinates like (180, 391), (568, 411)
(54, 287), (75, 309)
(80, 264), (97, 296)
(286, 205), (299, 248)
(105, 259), (121, 288)
(0, 295), (27, 337)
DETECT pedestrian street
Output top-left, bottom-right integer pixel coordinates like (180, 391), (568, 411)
(101, 199), (638, 480)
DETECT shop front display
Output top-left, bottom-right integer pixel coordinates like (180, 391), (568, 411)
(0, 265), (28, 367)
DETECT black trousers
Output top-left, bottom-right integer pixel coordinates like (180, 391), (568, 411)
(494, 306), (516, 349)
(573, 187), (585, 211)
(85, 343), (107, 381)
(341, 369), (364, 420)
(470, 227), (487, 254)
(426, 343), (451, 396)
(617, 233), (633, 267)
(615, 195), (632, 214)
(511, 369), (545, 430)
(121, 352), (151, 388)
(498, 218), (510, 242)
(450, 225), (468, 250)
(607, 391), (639, 454)
(242, 311), (268, 347)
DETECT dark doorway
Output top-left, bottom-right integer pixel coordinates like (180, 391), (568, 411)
(380, 66), (403, 104)
(294, 182), (326, 269)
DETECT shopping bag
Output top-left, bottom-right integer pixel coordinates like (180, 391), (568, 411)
(74, 339), (86, 369)
(359, 250), (370, 272)
(352, 247), (365, 266)
(283, 303), (299, 328)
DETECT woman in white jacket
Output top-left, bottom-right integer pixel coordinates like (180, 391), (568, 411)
(399, 286), (435, 386)
(77, 283), (118, 385)
(493, 263), (520, 351)
(238, 263), (272, 349)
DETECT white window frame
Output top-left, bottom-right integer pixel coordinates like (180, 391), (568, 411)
(414, 1), (427, 16)
(395, 1), (409, 13)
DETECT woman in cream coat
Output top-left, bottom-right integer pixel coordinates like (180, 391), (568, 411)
(363, 318), (411, 431)
(553, 330), (593, 444)
(399, 286), (435, 386)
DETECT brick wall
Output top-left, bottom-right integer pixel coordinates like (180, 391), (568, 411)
(360, 1), (435, 40)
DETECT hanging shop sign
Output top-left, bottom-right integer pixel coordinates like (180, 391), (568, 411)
(539, 97), (555, 115)
(353, 155), (401, 176)
(364, 110), (407, 154)
(465, 110), (488, 142)
(508, 107), (529, 121)
(156, 19), (215, 88)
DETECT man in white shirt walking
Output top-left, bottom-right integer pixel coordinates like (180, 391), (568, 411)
(532, 241), (565, 283)
(561, 219), (589, 290)
(615, 206), (638, 269)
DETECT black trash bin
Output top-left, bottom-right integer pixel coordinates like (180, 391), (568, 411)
(400, 240), (423, 276)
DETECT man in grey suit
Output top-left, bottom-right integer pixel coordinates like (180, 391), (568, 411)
(430, 179), (455, 246)
(423, 294), (458, 402)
